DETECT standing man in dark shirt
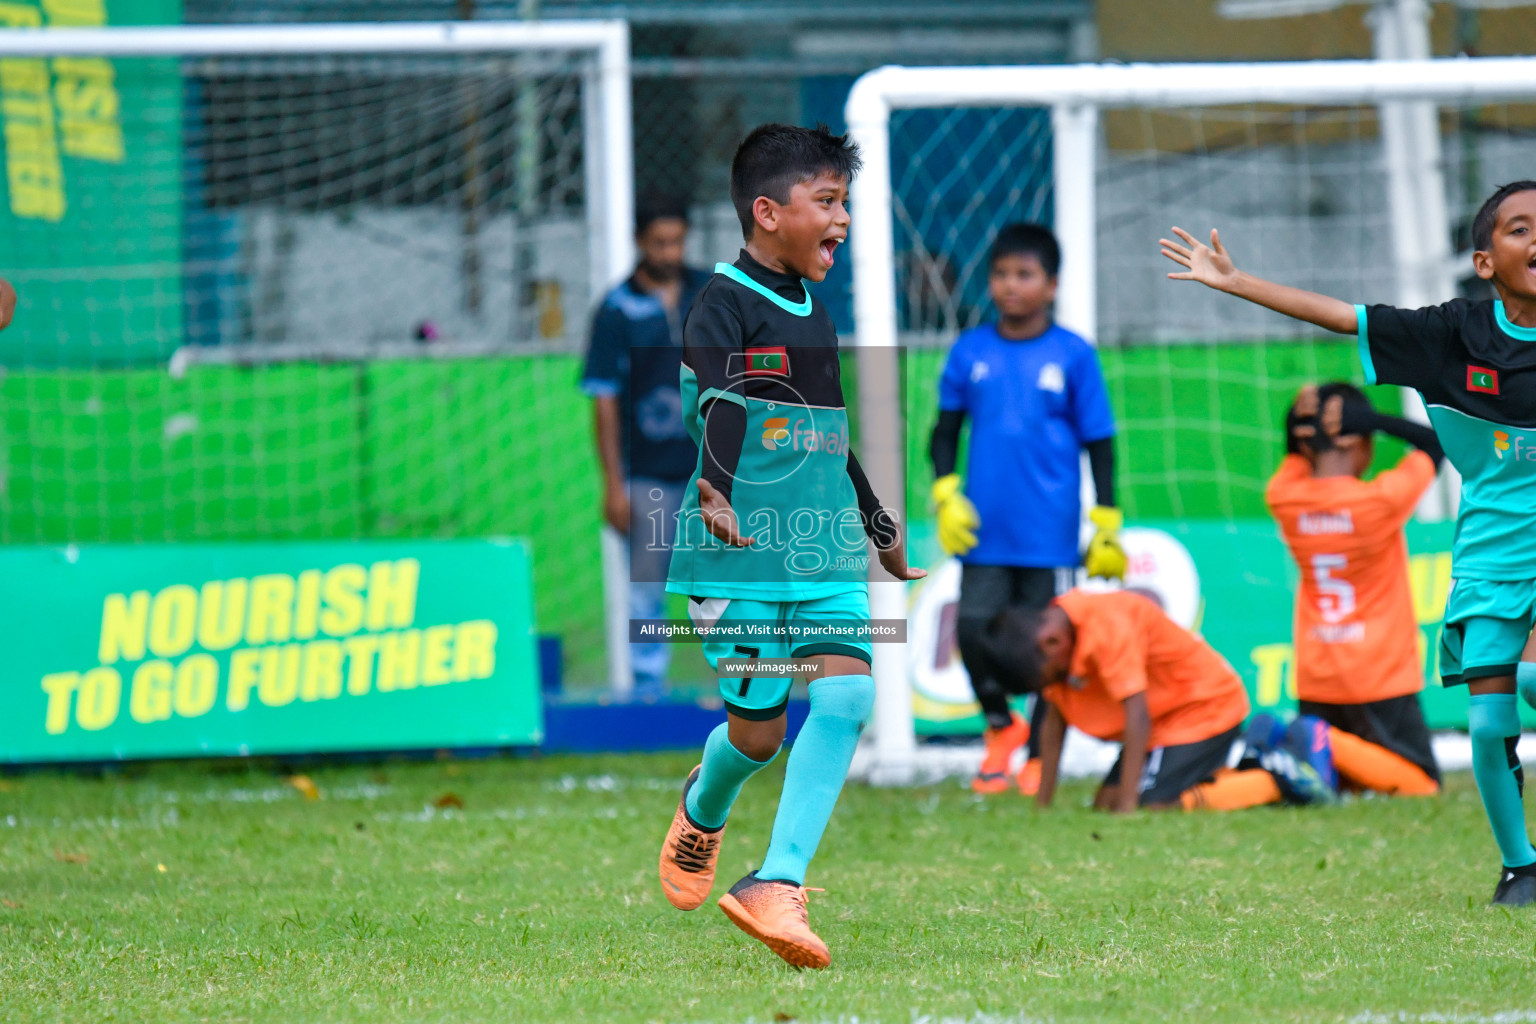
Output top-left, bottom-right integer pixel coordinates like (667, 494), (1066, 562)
(582, 200), (711, 699)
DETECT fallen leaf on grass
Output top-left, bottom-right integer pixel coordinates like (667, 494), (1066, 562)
(157, 863), (167, 873)
(774, 1014), (796, 1023)
(54, 850), (88, 864)
(2, 899), (19, 909)
(433, 793), (464, 809)
(288, 775), (320, 801)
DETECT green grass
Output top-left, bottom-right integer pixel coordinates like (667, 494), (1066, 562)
(2, 753), (1534, 1023)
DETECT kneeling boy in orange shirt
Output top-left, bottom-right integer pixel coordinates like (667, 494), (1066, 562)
(994, 589), (1334, 812)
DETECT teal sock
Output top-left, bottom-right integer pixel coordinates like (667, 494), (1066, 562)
(685, 723), (776, 830)
(757, 674), (875, 885)
(1468, 693), (1536, 869)
(1518, 662), (1536, 712)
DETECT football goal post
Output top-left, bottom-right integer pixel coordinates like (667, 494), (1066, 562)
(847, 56), (1536, 785)
(0, 20), (636, 689)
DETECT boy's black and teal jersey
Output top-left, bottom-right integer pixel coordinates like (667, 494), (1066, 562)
(1357, 299), (1536, 581)
(666, 252), (884, 600)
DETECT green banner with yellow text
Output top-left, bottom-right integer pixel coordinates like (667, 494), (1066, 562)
(0, 0), (184, 368)
(1162, 518), (1470, 728)
(0, 538), (541, 762)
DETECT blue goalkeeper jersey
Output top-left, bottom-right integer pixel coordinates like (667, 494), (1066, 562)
(938, 322), (1115, 567)
(666, 253), (875, 601)
(1357, 298), (1536, 581)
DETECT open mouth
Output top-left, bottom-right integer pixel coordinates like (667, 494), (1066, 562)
(819, 237), (842, 268)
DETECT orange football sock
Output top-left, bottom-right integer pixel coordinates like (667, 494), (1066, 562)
(1327, 726), (1439, 796)
(1180, 768), (1282, 811)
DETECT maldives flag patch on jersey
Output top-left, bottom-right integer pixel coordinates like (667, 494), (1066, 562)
(742, 346), (789, 377)
(1468, 365), (1500, 395)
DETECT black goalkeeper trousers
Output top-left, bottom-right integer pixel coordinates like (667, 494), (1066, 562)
(954, 564), (1074, 743)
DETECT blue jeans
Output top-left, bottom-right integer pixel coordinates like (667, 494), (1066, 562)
(629, 476), (687, 696)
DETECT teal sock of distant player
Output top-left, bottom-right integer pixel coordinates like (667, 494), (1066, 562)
(1518, 662), (1536, 712)
(757, 674), (875, 885)
(684, 723), (776, 831)
(1467, 693), (1536, 869)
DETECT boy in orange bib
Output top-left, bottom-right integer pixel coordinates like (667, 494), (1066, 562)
(1262, 383), (1444, 797)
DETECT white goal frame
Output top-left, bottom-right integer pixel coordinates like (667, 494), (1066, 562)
(0, 21), (634, 299)
(846, 56), (1536, 785)
(0, 20), (638, 690)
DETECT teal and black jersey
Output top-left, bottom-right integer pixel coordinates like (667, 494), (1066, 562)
(666, 251), (884, 600)
(1357, 298), (1536, 581)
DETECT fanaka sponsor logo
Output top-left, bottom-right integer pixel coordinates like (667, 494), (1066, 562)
(1297, 510), (1354, 535)
(761, 417), (790, 450)
(1493, 429), (1536, 462)
(758, 417), (849, 457)
(37, 559), (499, 737)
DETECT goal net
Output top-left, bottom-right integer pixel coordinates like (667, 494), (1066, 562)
(846, 58), (1536, 783)
(0, 21), (632, 686)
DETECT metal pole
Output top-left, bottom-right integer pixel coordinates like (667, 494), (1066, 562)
(847, 76), (916, 786)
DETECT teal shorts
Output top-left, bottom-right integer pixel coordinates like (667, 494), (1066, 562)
(1439, 578), (1536, 686)
(687, 587), (872, 720)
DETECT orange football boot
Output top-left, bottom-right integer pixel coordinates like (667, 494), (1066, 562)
(658, 765), (724, 911)
(971, 714), (1030, 795)
(1016, 758), (1043, 796)
(718, 873), (831, 969)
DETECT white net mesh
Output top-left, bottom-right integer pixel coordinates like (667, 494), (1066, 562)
(0, 42), (618, 684)
(894, 98), (1536, 521)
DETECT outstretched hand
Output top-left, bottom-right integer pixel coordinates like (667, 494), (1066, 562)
(1160, 227), (1240, 291)
(696, 478), (754, 548)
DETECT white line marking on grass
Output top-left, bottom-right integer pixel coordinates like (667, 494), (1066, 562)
(544, 774), (679, 793)
(1352, 1013), (1536, 1023)
(687, 1014), (1049, 1024)
(149, 782), (392, 805)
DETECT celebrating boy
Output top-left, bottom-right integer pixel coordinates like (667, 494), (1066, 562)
(1162, 180), (1536, 904)
(656, 124), (925, 967)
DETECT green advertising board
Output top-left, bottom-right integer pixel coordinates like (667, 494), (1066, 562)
(0, 0), (184, 368)
(1153, 518), (1470, 728)
(0, 538), (542, 762)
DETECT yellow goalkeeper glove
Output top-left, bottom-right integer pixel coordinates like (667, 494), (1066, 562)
(1084, 505), (1127, 580)
(931, 474), (980, 557)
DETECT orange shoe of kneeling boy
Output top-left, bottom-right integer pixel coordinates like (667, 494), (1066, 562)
(718, 873), (831, 969)
(971, 714), (1030, 795)
(658, 765), (724, 911)
(1016, 758), (1043, 796)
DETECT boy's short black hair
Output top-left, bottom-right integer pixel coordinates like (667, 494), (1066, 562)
(729, 123), (862, 240)
(1472, 181), (1536, 252)
(635, 195), (689, 237)
(989, 223), (1061, 277)
(978, 607), (1048, 695)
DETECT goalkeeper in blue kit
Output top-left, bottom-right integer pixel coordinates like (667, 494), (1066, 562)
(1162, 180), (1536, 907)
(655, 123), (925, 968)
(930, 223), (1124, 796)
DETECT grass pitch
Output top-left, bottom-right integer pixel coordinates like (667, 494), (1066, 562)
(2, 751), (1534, 1024)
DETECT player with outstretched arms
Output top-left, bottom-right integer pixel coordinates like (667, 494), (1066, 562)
(1162, 180), (1536, 905)
(656, 124), (925, 967)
